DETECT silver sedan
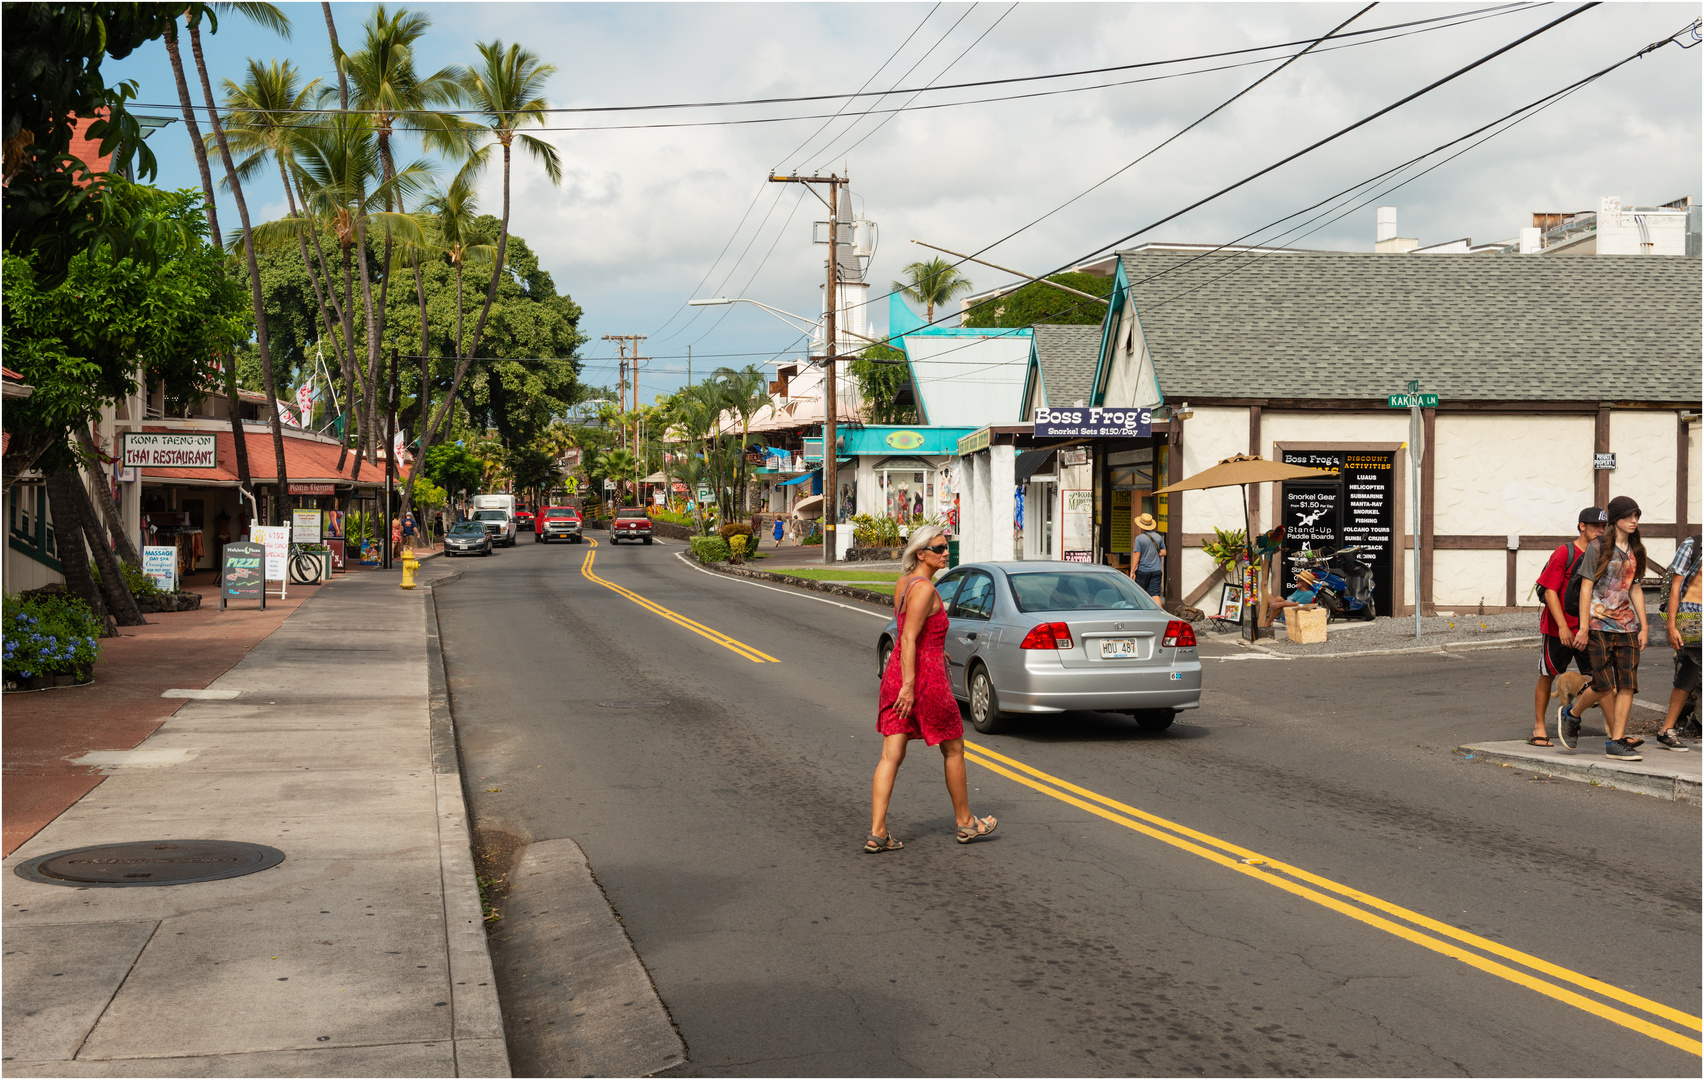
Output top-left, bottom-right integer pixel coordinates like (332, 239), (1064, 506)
(876, 561), (1202, 735)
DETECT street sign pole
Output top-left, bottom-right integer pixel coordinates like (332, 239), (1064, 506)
(1390, 381), (1436, 639)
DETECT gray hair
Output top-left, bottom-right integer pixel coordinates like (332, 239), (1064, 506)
(899, 523), (947, 574)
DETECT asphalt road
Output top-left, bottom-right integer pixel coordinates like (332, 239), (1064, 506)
(436, 536), (1701, 1077)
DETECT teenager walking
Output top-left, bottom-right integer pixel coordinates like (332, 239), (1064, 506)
(866, 524), (997, 852)
(1531, 507), (1605, 747)
(1558, 496), (1649, 760)
(1657, 531), (1702, 749)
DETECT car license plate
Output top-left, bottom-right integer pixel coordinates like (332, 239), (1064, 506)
(1099, 638), (1137, 659)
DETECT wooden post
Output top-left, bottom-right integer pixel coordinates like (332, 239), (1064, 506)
(1594, 407), (1611, 508)
(1165, 418), (1183, 602)
(1247, 405), (1262, 535)
(1678, 414), (1691, 540)
(1506, 547), (1518, 609)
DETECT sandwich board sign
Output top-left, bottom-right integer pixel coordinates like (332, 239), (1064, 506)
(141, 546), (177, 593)
(249, 525), (291, 598)
(220, 541), (265, 610)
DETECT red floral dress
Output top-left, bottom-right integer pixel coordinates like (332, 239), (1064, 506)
(878, 582), (963, 746)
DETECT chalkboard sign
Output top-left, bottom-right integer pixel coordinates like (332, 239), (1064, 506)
(1280, 448), (1398, 615)
(220, 541), (265, 610)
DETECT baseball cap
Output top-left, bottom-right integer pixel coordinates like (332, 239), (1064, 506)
(1578, 506), (1606, 525)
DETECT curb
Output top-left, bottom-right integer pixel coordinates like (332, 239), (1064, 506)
(1239, 634), (1541, 661)
(1457, 742), (1703, 805)
(424, 568), (512, 1078)
(695, 558), (895, 608)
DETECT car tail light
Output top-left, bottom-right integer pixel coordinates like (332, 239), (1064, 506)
(1162, 620), (1197, 648)
(1019, 621), (1074, 650)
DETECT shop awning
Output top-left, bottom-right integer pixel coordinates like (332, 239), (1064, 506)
(137, 425), (383, 489)
(776, 458), (852, 486)
(871, 456), (934, 472)
(1014, 448), (1057, 484)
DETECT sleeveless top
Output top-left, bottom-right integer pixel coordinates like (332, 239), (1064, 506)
(876, 578), (963, 746)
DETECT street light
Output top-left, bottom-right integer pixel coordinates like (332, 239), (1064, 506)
(687, 297), (886, 347)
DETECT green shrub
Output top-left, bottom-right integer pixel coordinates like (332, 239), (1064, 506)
(690, 535), (731, 563)
(718, 522), (754, 542)
(728, 534), (748, 564)
(802, 532), (822, 546)
(851, 514), (904, 547)
(3, 591), (103, 677)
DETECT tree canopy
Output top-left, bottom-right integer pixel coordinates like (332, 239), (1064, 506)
(960, 272), (1114, 329)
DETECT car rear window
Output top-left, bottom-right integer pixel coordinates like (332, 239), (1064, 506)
(1007, 571), (1159, 613)
(616, 509), (649, 518)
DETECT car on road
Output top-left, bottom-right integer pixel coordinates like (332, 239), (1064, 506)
(472, 508), (517, 547)
(875, 561), (1201, 734)
(536, 506), (583, 543)
(514, 508), (535, 532)
(610, 507), (654, 545)
(443, 519), (493, 557)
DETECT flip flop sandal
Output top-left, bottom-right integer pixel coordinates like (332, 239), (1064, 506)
(1623, 736), (1645, 749)
(1525, 736), (1554, 747)
(864, 833), (903, 853)
(956, 815), (998, 844)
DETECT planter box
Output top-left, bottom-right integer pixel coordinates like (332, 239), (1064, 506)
(5, 663), (94, 692)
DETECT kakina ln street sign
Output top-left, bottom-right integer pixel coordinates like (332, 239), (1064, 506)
(1387, 392), (1440, 408)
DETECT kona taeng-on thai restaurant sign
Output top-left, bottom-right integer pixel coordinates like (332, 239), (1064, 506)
(123, 432), (218, 469)
(1032, 406), (1151, 439)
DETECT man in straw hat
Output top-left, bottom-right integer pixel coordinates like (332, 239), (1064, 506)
(1132, 512), (1166, 596)
(1261, 570), (1322, 629)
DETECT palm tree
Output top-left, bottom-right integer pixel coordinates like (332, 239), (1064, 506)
(712, 365), (772, 515)
(420, 172), (494, 446)
(892, 257), (974, 324)
(443, 41), (562, 411)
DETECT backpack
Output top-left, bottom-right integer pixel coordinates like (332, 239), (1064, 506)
(1540, 543), (1588, 619)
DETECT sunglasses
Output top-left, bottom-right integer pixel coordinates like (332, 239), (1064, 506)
(923, 543), (950, 554)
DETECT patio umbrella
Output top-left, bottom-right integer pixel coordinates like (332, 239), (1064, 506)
(1152, 455), (1338, 637)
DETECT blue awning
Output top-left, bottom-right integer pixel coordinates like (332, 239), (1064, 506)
(776, 473), (815, 487)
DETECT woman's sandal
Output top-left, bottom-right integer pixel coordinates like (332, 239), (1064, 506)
(864, 832), (903, 853)
(1526, 735), (1554, 747)
(956, 815), (998, 844)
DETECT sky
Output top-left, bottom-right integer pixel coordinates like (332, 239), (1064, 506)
(108, 1), (1703, 404)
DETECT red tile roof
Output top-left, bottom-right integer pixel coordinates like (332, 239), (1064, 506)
(138, 426), (385, 488)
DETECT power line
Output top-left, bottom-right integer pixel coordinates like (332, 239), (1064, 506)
(142, 4), (1534, 119)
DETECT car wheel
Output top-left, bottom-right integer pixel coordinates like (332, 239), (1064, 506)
(968, 665), (1010, 734)
(643, 537), (653, 546)
(1134, 710), (1176, 732)
(877, 637), (893, 680)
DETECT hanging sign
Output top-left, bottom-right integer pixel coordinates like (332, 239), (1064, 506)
(1060, 447), (1089, 467)
(1033, 406), (1150, 439)
(141, 546), (177, 593)
(288, 483), (335, 495)
(123, 432), (217, 469)
(220, 541), (265, 610)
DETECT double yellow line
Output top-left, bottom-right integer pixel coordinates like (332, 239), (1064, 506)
(580, 540), (779, 664)
(963, 739), (1702, 1057)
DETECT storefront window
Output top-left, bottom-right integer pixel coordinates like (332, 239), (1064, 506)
(878, 468), (937, 525)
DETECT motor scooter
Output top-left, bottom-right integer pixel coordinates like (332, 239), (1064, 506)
(1289, 545), (1377, 621)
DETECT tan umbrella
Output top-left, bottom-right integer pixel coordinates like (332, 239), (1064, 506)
(1151, 455), (1338, 637)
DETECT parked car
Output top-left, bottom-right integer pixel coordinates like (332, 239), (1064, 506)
(443, 519), (493, 557)
(536, 506), (583, 544)
(472, 508), (516, 547)
(609, 507), (654, 545)
(874, 561), (1201, 734)
(514, 508), (535, 532)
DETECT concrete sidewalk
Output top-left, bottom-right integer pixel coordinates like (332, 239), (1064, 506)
(1458, 737), (1702, 805)
(1, 562), (506, 1076)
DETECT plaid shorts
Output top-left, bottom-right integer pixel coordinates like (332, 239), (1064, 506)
(1586, 629), (1639, 694)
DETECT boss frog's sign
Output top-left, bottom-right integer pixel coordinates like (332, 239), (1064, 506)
(1032, 406), (1150, 439)
(124, 433), (217, 469)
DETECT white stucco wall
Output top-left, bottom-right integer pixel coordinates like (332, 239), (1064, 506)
(1432, 549), (1508, 610)
(1609, 410), (1680, 569)
(1690, 420), (1702, 529)
(1259, 412), (1411, 456)
(1100, 303), (1163, 409)
(1432, 414), (1594, 536)
(1179, 407), (1251, 537)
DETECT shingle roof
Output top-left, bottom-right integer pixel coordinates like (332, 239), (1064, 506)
(1031, 324), (1101, 407)
(1120, 251), (1703, 402)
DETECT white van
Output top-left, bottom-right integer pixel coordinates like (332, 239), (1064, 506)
(469, 493), (516, 547)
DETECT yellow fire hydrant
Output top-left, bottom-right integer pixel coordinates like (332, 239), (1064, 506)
(399, 545), (418, 590)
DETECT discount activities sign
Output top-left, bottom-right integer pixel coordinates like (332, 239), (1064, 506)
(1032, 406), (1151, 439)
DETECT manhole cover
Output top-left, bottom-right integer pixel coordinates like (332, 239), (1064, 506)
(597, 700), (670, 709)
(14, 840), (285, 888)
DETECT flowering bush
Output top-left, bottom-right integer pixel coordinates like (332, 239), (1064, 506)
(3, 592), (102, 680)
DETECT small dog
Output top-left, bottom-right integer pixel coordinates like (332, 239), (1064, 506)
(1553, 671), (1603, 727)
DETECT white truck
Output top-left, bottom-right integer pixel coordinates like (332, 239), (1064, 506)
(469, 493), (517, 547)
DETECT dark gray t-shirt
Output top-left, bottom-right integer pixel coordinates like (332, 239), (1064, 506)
(1134, 531), (1164, 573)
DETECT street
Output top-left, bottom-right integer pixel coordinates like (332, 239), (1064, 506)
(434, 537), (1700, 1077)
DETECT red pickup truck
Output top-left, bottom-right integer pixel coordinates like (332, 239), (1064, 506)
(609, 507), (653, 545)
(535, 506), (582, 544)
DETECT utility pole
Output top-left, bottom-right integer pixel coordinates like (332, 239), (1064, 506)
(602, 333), (646, 454)
(384, 346), (398, 571)
(768, 171), (848, 565)
(686, 345), (692, 386)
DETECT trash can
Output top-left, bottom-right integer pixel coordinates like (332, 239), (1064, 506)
(947, 540), (960, 568)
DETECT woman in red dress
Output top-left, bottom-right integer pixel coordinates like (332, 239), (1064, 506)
(867, 525), (998, 852)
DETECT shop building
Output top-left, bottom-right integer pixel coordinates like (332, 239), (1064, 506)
(964, 248), (1700, 614)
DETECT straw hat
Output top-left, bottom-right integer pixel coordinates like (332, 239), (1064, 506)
(1135, 513), (1158, 531)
